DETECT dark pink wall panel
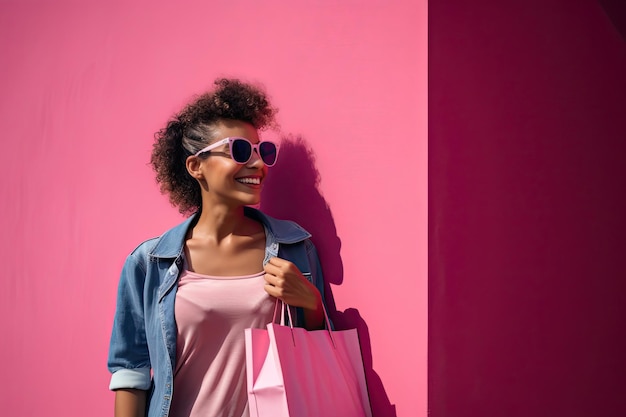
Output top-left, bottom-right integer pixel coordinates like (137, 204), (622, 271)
(429, 1), (626, 416)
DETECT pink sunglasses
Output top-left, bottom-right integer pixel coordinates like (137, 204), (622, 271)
(194, 137), (279, 167)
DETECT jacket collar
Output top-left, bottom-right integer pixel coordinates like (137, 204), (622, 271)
(149, 206), (311, 259)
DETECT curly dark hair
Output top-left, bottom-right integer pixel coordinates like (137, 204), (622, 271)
(150, 78), (278, 215)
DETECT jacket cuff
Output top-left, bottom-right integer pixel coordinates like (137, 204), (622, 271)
(109, 368), (151, 391)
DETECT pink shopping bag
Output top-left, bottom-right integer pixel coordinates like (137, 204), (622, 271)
(245, 302), (372, 417)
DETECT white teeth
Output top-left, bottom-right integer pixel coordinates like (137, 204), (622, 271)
(237, 177), (261, 185)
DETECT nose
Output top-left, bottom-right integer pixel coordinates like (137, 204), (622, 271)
(246, 149), (265, 167)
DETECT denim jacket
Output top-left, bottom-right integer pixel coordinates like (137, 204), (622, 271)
(107, 207), (328, 417)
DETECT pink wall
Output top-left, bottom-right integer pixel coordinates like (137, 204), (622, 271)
(429, 1), (626, 416)
(0, 1), (427, 416)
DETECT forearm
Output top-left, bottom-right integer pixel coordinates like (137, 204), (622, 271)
(114, 388), (147, 417)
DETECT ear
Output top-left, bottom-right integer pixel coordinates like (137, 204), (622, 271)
(186, 155), (204, 180)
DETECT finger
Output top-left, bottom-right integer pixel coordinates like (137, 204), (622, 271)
(267, 273), (289, 290)
(263, 262), (282, 276)
(264, 283), (275, 295)
(265, 263), (298, 280)
(265, 271), (287, 285)
(268, 257), (295, 270)
(264, 283), (283, 299)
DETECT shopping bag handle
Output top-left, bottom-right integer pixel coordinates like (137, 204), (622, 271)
(272, 299), (337, 348)
(271, 298), (294, 327)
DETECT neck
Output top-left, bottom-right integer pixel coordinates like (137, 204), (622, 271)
(192, 204), (251, 243)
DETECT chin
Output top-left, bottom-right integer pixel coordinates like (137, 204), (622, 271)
(238, 193), (261, 206)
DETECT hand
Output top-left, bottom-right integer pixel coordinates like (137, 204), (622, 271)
(263, 257), (321, 311)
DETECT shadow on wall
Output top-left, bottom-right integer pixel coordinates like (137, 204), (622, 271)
(600, 0), (626, 41)
(261, 136), (397, 417)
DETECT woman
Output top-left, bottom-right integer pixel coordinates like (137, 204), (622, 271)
(107, 78), (328, 417)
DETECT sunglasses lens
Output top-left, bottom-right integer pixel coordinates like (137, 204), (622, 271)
(259, 142), (278, 166)
(231, 139), (252, 163)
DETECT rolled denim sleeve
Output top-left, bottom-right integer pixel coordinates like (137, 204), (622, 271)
(107, 249), (152, 390)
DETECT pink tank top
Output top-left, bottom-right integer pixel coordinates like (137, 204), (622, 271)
(170, 270), (275, 417)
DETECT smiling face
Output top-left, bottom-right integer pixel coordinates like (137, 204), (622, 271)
(186, 119), (269, 209)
